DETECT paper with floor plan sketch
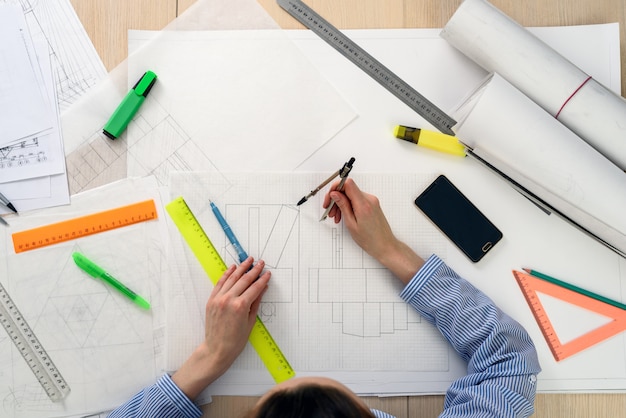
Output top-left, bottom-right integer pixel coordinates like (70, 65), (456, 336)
(165, 171), (464, 396)
(0, 176), (167, 418)
(159, 24), (626, 395)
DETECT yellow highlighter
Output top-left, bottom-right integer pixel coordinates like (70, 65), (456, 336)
(394, 125), (466, 157)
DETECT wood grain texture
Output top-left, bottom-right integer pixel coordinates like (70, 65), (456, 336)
(70, 1), (626, 416)
(70, 0), (177, 70)
(257, 0), (626, 95)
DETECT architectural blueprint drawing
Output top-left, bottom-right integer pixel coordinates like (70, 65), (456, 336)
(0, 138), (45, 170)
(166, 171), (463, 396)
(166, 168), (626, 396)
(2, 0), (107, 111)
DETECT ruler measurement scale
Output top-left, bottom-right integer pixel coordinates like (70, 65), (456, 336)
(513, 270), (626, 361)
(166, 197), (295, 383)
(277, 0), (457, 135)
(12, 200), (158, 253)
(0, 281), (70, 401)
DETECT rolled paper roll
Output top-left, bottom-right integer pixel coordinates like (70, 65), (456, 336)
(441, 0), (626, 170)
(453, 74), (626, 257)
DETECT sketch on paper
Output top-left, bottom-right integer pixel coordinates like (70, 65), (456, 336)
(66, 95), (220, 195)
(65, 29), (356, 195)
(166, 172), (461, 396)
(0, 138), (46, 169)
(8, 0), (107, 110)
(65, 131), (128, 194)
(0, 179), (165, 418)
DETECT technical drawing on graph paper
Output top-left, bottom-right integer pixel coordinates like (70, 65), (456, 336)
(0, 138), (46, 169)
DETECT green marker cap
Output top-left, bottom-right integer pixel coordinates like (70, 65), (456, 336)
(103, 70), (157, 139)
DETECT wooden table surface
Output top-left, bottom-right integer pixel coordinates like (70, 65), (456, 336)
(70, 1), (626, 416)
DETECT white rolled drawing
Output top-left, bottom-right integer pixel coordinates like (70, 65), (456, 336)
(441, 0), (626, 170)
(453, 74), (626, 257)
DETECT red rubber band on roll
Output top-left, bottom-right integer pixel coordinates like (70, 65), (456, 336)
(555, 76), (592, 119)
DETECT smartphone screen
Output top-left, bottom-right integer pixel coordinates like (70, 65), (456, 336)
(415, 175), (502, 262)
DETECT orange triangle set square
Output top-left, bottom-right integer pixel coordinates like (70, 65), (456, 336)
(512, 270), (626, 361)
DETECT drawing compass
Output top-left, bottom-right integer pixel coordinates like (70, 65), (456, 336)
(297, 157), (355, 221)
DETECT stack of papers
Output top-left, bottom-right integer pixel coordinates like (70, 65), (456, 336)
(0, 4), (69, 215)
(0, 176), (168, 418)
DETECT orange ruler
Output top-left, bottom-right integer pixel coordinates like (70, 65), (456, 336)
(513, 270), (626, 361)
(12, 200), (157, 253)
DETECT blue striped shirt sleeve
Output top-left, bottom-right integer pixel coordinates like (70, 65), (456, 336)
(400, 254), (541, 418)
(107, 374), (202, 418)
(108, 255), (539, 418)
(371, 408), (396, 417)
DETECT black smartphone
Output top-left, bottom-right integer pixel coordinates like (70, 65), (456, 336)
(415, 175), (502, 262)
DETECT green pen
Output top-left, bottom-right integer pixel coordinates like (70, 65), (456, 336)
(523, 268), (626, 311)
(103, 70), (158, 139)
(72, 252), (151, 310)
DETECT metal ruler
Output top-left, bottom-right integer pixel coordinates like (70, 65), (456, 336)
(277, 0), (456, 135)
(0, 281), (70, 401)
(165, 197), (295, 383)
(12, 200), (158, 253)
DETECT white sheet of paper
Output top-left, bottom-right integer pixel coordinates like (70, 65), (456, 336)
(0, 176), (50, 200)
(125, 30), (357, 177)
(0, 38), (70, 215)
(167, 171), (461, 397)
(1, 40), (67, 182)
(18, 0), (107, 111)
(0, 177), (167, 418)
(0, 4), (52, 147)
(60, 0), (323, 196)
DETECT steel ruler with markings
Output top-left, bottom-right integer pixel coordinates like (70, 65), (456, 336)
(0, 281), (71, 401)
(277, 0), (457, 135)
(12, 199), (158, 253)
(165, 197), (295, 383)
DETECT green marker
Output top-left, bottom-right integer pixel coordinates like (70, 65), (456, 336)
(72, 252), (151, 310)
(103, 70), (157, 139)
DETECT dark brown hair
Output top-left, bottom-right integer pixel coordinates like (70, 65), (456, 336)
(248, 384), (375, 418)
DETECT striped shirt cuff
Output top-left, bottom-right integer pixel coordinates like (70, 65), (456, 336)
(399, 254), (443, 303)
(371, 408), (397, 418)
(156, 374), (203, 418)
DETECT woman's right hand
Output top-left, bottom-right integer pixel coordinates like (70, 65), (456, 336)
(323, 178), (424, 284)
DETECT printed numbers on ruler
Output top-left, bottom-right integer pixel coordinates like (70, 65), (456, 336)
(277, 0), (457, 135)
(12, 199), (158, 253)
(165, 196), (295, 383)
(0, 281), (71, 401)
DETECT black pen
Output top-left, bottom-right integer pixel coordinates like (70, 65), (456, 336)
(0, 190), (17, 213)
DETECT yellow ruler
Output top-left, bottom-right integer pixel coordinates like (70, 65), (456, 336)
(166, 196), (295, 383)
